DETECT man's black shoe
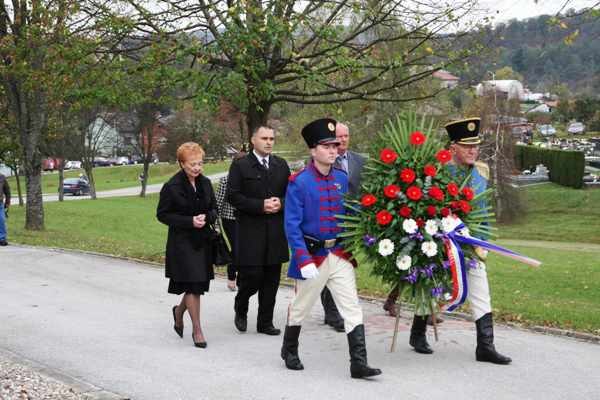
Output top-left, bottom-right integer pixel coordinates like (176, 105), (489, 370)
(257, 325), (281, 336)
(234, 313), (247, 332)
(0, 240), (7, 246)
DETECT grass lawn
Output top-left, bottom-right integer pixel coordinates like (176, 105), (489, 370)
(6, 160), (231, 195)
(6, 182), (600, 334)
(497, 183), (600, 244)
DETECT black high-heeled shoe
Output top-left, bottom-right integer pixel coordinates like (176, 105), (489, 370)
(192, 332), (207, 348)
(172, 306), (183, 338)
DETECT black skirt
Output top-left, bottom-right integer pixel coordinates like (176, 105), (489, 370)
(168, 279), (210, 295)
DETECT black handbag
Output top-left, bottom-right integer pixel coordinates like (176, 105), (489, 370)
(211, 219), (232, 266)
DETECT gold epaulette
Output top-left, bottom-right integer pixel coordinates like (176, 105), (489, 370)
(474, 161), (489, 180)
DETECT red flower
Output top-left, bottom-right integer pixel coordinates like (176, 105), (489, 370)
(426, 205), (437, 217)
(447, 182), (459, 197)
(461, 187), (475, 201)
(361, 194), (377, 207)
(399, 168), (416, 184)
(380, 148), (398, 164)
(423, 164), (437, 177)
(458, 200), (471, 214)
(428, 186), (444, 202)
(436, 149), (452, 164)
(406, 186), (422, 201)
(440, 207), (451, 217)
(399, 206), (412, 218)
(376, 210), (393, 225)
(416, 218), (425, 228)
(383, 184), (401, 199)
(450, 200), (460, 210)
(410, 131), (426, 145)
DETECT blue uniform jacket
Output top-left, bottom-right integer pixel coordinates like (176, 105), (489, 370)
(284, 161), (350, 279)
(447, 161), (489, 239)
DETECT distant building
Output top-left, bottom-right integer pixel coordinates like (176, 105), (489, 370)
(476, 79), (525, 101)
(432, 70), (460, 89)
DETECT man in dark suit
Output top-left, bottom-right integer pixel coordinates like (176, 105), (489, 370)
(320, 122), (366, 332)
(227, 126), (291, 336)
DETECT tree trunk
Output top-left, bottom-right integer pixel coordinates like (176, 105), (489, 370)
(83, 161), (97, 200)
(19, 99), (46, 231)
(246, 102), (271, 143)
(140, 160), (150, 197)
(58, 161), (65, 202)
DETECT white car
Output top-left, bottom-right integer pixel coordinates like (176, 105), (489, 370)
(64, 160), (82, 169)
(567, 122), (585, 135)
(537, 124), (556, 136)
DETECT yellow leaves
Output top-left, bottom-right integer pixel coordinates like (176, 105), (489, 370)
(425, 47), (433, 54)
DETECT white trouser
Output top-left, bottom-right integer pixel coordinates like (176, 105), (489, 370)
(287, 253), (363, 333)
(466, 261), (492, 321)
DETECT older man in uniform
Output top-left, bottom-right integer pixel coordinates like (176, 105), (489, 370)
(408, 117), (511, 365)
(280, 118), (381, 379)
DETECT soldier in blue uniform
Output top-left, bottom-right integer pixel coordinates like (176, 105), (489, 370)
(409, 117), (512, 365)
(280, 118), (382, 379)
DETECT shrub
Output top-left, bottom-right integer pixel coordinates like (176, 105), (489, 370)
(514, 145), (585, 188)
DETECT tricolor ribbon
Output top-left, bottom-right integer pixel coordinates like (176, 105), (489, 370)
(439, 216), (541, 312)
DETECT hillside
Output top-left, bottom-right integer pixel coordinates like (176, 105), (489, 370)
(454, 10), (600, 94)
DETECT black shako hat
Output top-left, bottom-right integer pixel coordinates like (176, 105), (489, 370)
(301, 118), (340, 148)
(445, 117), (482, 145)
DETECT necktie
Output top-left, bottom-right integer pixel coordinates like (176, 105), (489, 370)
(262, 158), (269, 170)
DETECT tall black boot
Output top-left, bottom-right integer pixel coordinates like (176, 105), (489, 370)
(409, 315), (433, 354)
(281, 325), (304, 370)
(347, 324), (382, 379)
(321, 287), (345, 332)
(475, 313), (512, 365)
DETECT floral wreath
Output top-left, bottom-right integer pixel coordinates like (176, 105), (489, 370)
(339, 112), (495, 318)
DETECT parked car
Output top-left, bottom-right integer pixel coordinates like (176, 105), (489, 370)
(567, 122), (585, 135)
(537, 124), (556, 136)
(64, 160), (82, 170)
(42, 158), (62, 171)
(93, 157), (112, 167)
(116, 156), (130, 166)
(61, 178), (90, 196)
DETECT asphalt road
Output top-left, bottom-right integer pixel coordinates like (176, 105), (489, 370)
(1, 246), (599, 400)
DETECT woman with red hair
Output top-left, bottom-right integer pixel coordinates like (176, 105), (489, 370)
(157, 142), (217, 348)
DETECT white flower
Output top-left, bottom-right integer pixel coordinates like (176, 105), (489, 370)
(424, 219), (439, 236)
(421, 241), (438, 257)
(378, 239), (395, 257)
(396, 255), (412, 270)
(441, 216), (461, 233)
(402, 218), (418, 234)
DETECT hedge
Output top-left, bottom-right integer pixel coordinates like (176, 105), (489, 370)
(514, 145), (585, 189)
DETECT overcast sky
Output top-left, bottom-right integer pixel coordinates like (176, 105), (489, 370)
(478, 0), (598, 23)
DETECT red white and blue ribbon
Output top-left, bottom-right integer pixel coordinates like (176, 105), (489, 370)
(440, 216), (541, 312)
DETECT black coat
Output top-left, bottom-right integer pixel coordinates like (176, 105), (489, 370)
(157, 170), (217, 282)
(226, 153), (290, 266)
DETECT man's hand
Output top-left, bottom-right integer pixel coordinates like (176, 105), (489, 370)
(474, 246), (488, 260)
(300, 263), (319, 279)
(263, 197), (281, 214)
(192, 214), (206, 228)
(270, 197), (281, 212)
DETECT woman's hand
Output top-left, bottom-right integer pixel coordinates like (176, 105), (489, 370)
(192, 215), (206, 228)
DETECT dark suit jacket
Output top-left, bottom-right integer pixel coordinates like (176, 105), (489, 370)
(156, 170), (217, 282)
(344, 150), (366, 198)
(226, 152), (290, 266)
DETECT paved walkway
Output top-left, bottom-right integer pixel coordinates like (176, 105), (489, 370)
(10, 172), (229, 203)
(1, 246), (599, 400)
